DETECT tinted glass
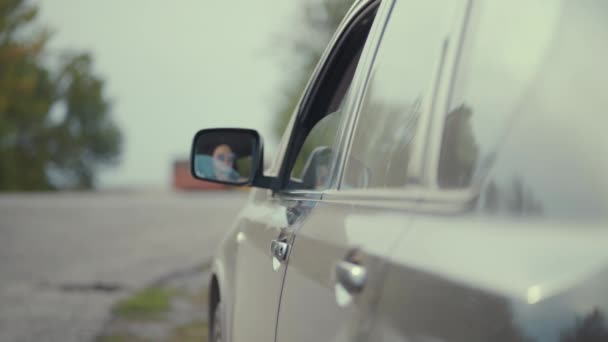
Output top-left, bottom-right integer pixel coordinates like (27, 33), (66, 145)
(344, 1), (460, 189)
(439, 0), (608, 219)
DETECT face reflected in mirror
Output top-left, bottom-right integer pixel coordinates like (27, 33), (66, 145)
(192, 130), (258, 185)
(212, 144), (236, 180)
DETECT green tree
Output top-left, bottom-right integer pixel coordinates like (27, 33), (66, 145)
(0, 0), (122, 190)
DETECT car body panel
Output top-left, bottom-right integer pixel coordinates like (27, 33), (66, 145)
(228, 188), (293, 342)
(366, 0), (608, 341)
(275, 198), (410, 342)
(369, 216), (608, 342)
(209, 188), (266, 342)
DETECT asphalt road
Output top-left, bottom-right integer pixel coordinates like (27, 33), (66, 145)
(0, 190), (248, 342)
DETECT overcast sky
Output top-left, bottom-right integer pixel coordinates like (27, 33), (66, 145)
(37, 0), (296, 188)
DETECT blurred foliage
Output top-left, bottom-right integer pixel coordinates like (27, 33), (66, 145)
(0, 0), (122, 190)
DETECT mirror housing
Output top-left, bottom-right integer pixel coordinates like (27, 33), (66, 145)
(190, 128), (273, 188)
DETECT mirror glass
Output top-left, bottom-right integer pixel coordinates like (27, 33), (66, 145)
(191, 130), (258, 185)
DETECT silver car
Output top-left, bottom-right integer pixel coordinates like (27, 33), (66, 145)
(191, 0), (608, 341)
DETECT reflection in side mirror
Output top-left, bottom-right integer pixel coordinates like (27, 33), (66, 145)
(190, 128), (260, 186)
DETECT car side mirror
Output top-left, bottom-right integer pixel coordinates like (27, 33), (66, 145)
(190, 128), (263, 186)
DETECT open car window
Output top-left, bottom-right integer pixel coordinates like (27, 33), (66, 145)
(282, 2), (379, 191)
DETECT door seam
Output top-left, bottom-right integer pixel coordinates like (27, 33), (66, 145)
(273, 236), (297, 342)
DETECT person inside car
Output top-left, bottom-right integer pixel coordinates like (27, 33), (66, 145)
(211, 144), (240, 181)
(194, 144), (241, 182)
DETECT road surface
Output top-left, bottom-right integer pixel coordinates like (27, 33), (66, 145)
(0, 190), (247, 342)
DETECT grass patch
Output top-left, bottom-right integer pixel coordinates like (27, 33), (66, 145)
(112, 287), (172, 320)
(169, 320), (208, 342)
(96, 333), (148, 342)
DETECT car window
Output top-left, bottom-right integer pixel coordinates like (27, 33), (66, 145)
(438, 0), (608, 219)
(292, 106), (344, 190)
(342, 0), (461, 189)
(438, 1), (563, 189)
(283, 3), (379, 191)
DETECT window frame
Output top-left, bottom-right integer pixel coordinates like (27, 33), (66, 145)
(274, 0), (385, 197)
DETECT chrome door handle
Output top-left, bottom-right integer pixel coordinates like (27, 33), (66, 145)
(271, 239), (290, 262)
(335, 261), (367, 293)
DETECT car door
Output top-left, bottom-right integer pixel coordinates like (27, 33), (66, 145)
(227, 188), (290, 342)
(229, 2), (382, 342)
(368, 1), (608, 341)
(269, 1), (393, 341)
(274, 1), (466, 341)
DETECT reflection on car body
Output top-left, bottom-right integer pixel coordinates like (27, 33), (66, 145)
(190, 0), (608, 341)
